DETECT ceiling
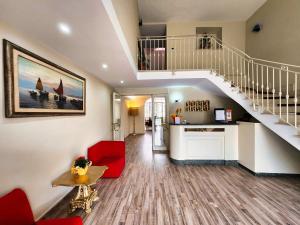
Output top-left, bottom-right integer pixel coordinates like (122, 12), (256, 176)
(140, 24), (166, 36)
(0, 0), (138, 88)
(138, 0), (267, 23)
(0, 0), (254, 95)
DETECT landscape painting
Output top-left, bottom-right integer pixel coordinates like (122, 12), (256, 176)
(4, 40), (86, 117)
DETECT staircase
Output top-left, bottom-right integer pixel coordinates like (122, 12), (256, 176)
(137, 35), (300, 150)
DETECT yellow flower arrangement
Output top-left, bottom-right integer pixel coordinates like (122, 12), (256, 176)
(71, 156), (92, 176)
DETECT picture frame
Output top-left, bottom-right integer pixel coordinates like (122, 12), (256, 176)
(3, 39), (86, 117)
(185, 100), (210, 112)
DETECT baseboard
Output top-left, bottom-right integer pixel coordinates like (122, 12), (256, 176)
(238, 163), (300, 177)
(153, 150), (169, 154)
(37, 188), (74, 220)
(170, 158), (238, 166)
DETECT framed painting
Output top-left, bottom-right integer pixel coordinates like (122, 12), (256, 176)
(3, 39), (86, 117)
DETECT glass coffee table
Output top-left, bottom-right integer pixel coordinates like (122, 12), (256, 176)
(52, 166), (108, 213)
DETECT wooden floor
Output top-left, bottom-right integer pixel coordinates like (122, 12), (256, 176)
(44, 132), (300, 225)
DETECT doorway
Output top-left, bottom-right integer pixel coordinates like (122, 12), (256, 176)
(121, 95), (168, 152)
(152, 96), (168, 151)
(112, 92), (121, 140)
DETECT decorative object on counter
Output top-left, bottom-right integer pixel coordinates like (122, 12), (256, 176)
(226, 109), (232, 122)
(214, 108), (233, 123)
(185, 100), (210, 112)
(71, 156), (92, 176)
(170, 107), (183, 124)
(3, 40), (86, 118)
(128, 107), (139, 135)
(214, 108), (226, 123)
(175, 116), (181, 124)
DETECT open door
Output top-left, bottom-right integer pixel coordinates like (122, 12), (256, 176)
(152, 95), (168, 151)
(112, 92), (122, 140)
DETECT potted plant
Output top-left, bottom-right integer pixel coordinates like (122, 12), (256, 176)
(71, 156), (92, 176)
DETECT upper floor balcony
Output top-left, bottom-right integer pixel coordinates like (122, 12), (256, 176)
(137, 35), (300, 128)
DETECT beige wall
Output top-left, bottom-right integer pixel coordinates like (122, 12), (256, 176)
(166, 21), (246, 70)
(121, 96), (150, 137)
(169, 86), (246, 124)
(0, 23), (112, 219)
(167, 21), (246, 50)
(117, 86), (246, 125)
(111, 0), (140, 64)
(246, 0), (300, 65)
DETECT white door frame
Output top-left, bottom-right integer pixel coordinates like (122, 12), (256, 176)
(152, 94), (169, 151)
(112, 92), (122, 140)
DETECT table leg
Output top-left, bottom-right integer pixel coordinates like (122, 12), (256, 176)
(70, 185), (98, 213)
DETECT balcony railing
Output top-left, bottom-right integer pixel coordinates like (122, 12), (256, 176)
(137, 35), (300, 129)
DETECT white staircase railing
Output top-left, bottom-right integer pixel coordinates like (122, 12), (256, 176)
(137, 35), (300, 129)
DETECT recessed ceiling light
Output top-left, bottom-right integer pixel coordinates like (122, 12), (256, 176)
(120, 80), (124, 84)
(58, 23), (71, 35)
(102, 64), (108, 69)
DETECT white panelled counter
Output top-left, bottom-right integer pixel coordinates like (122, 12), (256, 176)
(170, 124), (238, 165)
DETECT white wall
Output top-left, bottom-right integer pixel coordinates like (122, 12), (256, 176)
(246, 0), (300, 65)
(255, 124), (300, 174)
(238, 122), (300, 174)
(111, 0), (140, 64)
(0, 23), (112, 219)
(168, 86), (246, 124)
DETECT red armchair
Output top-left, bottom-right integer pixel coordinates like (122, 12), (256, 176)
(88, 141), (125, 178)
(0, 188), (82, 225)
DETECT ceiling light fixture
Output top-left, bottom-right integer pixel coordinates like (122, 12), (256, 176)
(58, 23), (71, 35)
(120, 80), (124, 84)
(102, 64), (108, 69)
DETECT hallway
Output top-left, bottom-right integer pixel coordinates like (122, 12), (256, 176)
(45, 133), (300, 225)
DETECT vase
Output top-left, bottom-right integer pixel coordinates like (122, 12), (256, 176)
(74, 174), (89, 184)
(71, 165), (88, 176)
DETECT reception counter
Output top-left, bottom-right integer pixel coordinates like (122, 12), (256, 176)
(170, 124), (238, 165)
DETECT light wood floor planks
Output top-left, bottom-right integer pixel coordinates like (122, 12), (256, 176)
(44, 132), (300, 225)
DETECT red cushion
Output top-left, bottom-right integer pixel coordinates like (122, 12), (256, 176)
(88, 141), (125, 178)
(93, 157), (125, 178)
(88, 141), (125, 162)
(0, 188), (34, 225)
(36, 217), (82, 225)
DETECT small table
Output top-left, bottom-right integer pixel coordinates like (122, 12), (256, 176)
(52, 166), (108, 213)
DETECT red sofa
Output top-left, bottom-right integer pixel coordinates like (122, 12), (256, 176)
(0, 188), (82, 225)
(88, 141), (125, 178)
